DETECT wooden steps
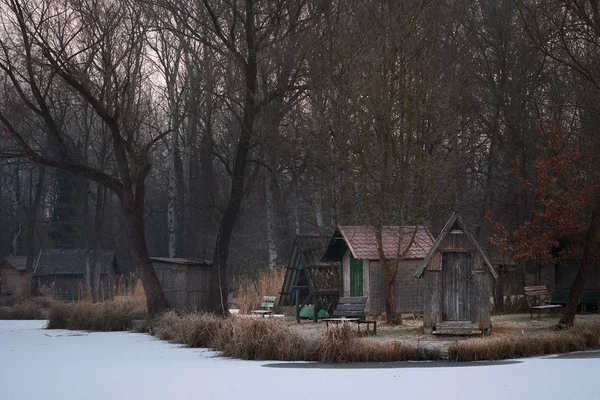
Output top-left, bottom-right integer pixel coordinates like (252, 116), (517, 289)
(433, 321), (482, 336)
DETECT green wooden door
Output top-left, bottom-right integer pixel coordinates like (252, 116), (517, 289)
(350, 257), (363, 296)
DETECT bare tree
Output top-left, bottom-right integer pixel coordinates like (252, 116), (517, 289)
(0, 0), (168, 314)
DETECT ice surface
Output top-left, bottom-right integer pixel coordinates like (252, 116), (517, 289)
(0, 320), (598, 400)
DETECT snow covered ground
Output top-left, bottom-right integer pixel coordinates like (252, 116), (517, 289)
(1, 320), (599, 400)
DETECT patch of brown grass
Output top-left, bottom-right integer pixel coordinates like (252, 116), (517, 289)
(448, 325), (600, 361)
(235, 268), (285, 313)
(153, 313), (442, 362)
(47, 299), (147, 331)
(0, 299), (45, 320)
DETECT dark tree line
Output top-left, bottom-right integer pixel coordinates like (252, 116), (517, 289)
(0, 0), (598, 323)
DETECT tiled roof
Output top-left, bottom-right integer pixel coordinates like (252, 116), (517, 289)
(338, 226), (434, 260)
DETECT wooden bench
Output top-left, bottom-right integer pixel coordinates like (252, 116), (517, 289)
(580, 292), (600, 312)
(524, 286), (562, 319)
(552, 290), (600, 312)
(250, 295), (277, 316)
(322, 296), (377, 335)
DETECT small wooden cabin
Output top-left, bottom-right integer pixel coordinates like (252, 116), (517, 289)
(150, 257), (212, 311)
(414, 213), (497, 335)
(322, 226), (435, 315)
(32, 249), (119, 300)
(0, 256), (27, 296)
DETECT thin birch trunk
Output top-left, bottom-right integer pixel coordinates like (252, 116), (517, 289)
(265, 176), (277, 268)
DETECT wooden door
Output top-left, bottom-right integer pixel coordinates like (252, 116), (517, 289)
(350, 257), (363, 296)
(442, 252), (472, 321)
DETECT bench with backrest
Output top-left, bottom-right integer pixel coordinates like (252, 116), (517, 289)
(580, 292), (600, 312)
(524, 285), (562, 319)
(322, 296), (377, 335)
(250, 295), (277, 316)
(551, 290), (600, 312)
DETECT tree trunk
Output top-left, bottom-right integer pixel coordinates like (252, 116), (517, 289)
(8, 165), (21, 256)
(24, 165), (46, 274)
(92, 184), (106, 302)
(122, 186), (169, 316)
(374, 228), (401, 324)
(560, 205), (600, 327)
(167, 133), (178, 259)
(265, 175), (278, 268)
(207, 0), (258, 315)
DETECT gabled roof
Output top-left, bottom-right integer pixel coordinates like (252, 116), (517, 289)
(322, 226), (435, 261)
(33, 249), (117, 277)
(414, 212), (498, 279)
(0, 256), (27, 271)
(150, 257), (212, 266)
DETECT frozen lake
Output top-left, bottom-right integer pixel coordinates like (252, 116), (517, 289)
(1, 320), (598, 400)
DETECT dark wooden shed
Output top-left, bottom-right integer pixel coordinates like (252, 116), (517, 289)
(32, 249), (118, 300)
(150, 257), (212, 311)
(0, 256), (27, 296)
(414, 213), (498, 335)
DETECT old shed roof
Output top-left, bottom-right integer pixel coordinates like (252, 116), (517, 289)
(0, 256), (27, 271)
(322, 226), (435, 261)
(33, 249), (116, 277)
(150, 257), (212, 266)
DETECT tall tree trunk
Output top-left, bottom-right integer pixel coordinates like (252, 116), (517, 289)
(92, 184), (106, 302)
(560, 204), (600, 327)
(24, 165), (46, 274)
(122, 183), (169, 315)
(167, 132), (178, 258)
(265, 175), (277, 268)
(8, 164), (21, 256)
(374, 228), (401, 324)
(207, 0), (258, 315)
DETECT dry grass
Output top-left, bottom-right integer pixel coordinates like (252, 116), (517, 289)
(153, 313), (442, 362)
(235, 268), (285, 313)
(47, 298), (147, 331)
(448, 324), (600, 361)
(0, 299), (46, 319)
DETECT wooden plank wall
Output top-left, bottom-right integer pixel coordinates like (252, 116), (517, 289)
(424, 231), (493, 331)
(472, 271), (491, 329)
(367, 260), (425, 315)
(423, 270), (442, 333)
(0, 266), (20, 295)
(185, 265), (210, 311)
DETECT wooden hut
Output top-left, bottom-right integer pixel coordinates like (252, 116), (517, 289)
(321, 226), (435, 315)
(279, 234), (329, 308)
(0, 256), (27, 296)
(32, 249), (119, 300)
(150, 257), (212, 311)
(414, 212), (498, 335)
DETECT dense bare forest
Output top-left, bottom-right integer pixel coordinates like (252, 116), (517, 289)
(0, 0), (599, 320)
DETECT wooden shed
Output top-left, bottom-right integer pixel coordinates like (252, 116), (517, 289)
(0, 256), (27, 296)
(321, 226), (435, 315)
(32, 249), (119, 300)
(414, 212), (498, 335)
(150, 257), (212, 311)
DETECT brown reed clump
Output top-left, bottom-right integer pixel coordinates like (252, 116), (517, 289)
(46, 298), (147, 331)
(448, 325), (600, 361)
(235, 268), (285, 313)
(317, 323), (442, 363)
(0, 299), (45, 320)
(152, 313), (442, 363)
